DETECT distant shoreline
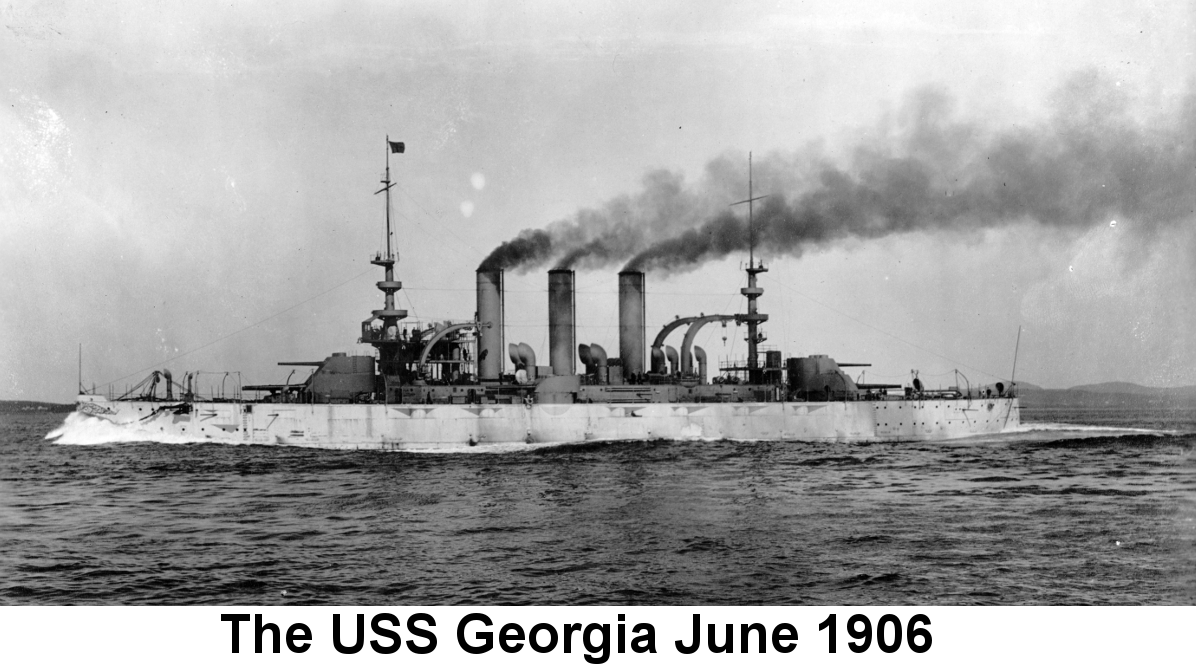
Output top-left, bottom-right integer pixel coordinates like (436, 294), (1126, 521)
(0, 401), (78, 414)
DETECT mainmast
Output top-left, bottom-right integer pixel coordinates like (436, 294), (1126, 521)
(731, 152), (769, 383)
(749, 152), (755, 267)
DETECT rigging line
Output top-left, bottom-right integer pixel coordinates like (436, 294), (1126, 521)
(703, 291), (739, 352)
(390, 193), (532, 293)
(390, 183), (539, 293)
(498, 322), (620, 328)
(391, 208), (478, 268)
(769, 277), (1008, 381)
(402, 285), (746, 296)
(97, 268), (375, 389)
(403, 288), (420, 321)
(860, 372), (920, 379)
(394, 183), (488, 257)
(403, 315), (478, 323)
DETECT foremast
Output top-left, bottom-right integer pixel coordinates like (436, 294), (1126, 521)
(363, 137), (409, 400)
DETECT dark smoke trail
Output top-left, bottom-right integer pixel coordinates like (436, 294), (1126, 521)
(483, 71), (1195, 274)
(625, 73), (1194, 272)
(477, 228), (553, 271)
(480, 169), (720, 272)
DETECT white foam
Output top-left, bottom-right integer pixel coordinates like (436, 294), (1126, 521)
(929, 422), (1177, 448)
(1011, 421), (1174, 435)
(46, 412), (217, 446)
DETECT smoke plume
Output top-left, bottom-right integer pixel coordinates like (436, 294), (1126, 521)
(481, 71), (1195, 275)
(477, 169), (714, 271)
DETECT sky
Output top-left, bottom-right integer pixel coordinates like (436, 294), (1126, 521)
(2, 0), (1193, 402)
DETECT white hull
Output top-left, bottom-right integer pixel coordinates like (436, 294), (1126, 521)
(73, 395), (1021, 450)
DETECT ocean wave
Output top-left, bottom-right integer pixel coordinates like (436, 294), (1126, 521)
(1012, 422), (1175, 435)
(46, 412), (215, 446)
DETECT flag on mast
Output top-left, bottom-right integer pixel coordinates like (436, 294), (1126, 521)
(388, 140), (405, 154)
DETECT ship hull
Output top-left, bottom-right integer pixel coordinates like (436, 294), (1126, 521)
(72, 395), (1020, 450)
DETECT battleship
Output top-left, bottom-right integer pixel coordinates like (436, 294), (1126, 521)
(73, 141), (1020, 449)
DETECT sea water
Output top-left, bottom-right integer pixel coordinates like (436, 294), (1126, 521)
(2, 406), (1193, 604)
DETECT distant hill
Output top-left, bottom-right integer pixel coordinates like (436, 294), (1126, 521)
(1018, 384), (1196, 409)
(0, 400), (76, 413)
(899, 379), (1193, 409)
(973, 381), (1041, 394)
(1068, 382), (1196, 397)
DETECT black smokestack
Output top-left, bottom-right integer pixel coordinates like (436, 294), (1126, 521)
(548, 269), (576, 375)
(618, 270), (646, 377)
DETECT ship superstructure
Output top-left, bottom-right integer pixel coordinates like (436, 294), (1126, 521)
(73, 142), (1020, 449)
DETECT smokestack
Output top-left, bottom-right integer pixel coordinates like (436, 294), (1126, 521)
(476, 269), (504, 381)
(618, 270), (646, 379)
(548, 269), (576, 375)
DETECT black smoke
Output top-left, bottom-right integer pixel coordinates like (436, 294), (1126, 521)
(477, 228), (553, 271)
(482, 71), (1195, 275)
(626, 76), (1194, 272)
(478, 168), (712, 272)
